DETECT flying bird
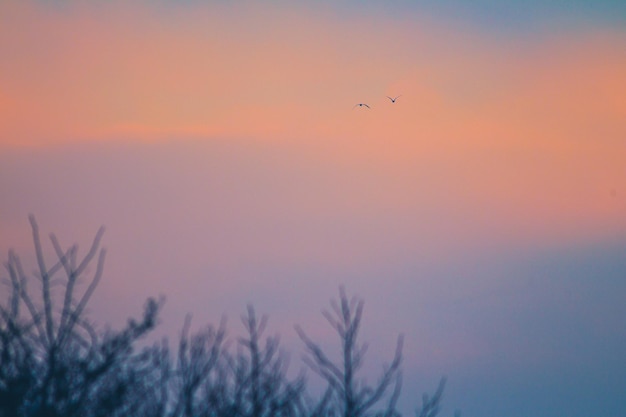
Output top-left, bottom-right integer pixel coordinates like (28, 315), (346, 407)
(386, 95), (402, 103)
(353, 103), (371, 109)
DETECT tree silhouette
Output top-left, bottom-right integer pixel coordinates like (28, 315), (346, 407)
(415, 377), (448, 417)
(1, 217), (458, 417)
(171, 315), (226, 417)
(295, 287), (403, 417)
(0, 215), (160, 417)
(200, 305), (306, 417)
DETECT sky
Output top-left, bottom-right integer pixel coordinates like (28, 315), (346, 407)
(1, 1), (626, 416)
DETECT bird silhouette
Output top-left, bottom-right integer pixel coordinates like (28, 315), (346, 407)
(353, 103), (371, 109)
(386, 95), (401, 103)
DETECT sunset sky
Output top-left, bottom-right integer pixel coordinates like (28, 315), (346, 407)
(1, 1), (625, 416)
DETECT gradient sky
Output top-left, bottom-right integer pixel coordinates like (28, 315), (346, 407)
(1, 2), (626, 416)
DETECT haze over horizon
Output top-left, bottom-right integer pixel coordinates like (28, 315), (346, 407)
(1, 2), (625, 416)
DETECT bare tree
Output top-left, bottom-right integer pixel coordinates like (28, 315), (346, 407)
(1, 218), (459, 417)
(171, 315), (226, 417)
(295, 287), (403, 417)
(416, 377), (446, 417)
(0, 215), (160, 417)
(106, 338), (172, 417)
(201, 305), (306, 417)
(418, 378), (461, 417)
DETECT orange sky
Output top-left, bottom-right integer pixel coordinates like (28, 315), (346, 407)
(1, 2), (624, 146)
(4, 2), (625, 244)
(2, 3), (626, 416)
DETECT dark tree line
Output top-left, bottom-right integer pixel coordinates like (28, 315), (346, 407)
(0, 217), (457, 417)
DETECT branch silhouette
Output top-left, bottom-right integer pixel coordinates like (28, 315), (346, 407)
(295, 287), (403, 417)
(1, 217), (458, 417)
(1, 216), (160, 417)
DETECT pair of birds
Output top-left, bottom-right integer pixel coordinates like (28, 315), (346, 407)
(354, 95), (401, 109)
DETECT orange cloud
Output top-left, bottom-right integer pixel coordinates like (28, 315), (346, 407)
(1, 2), (625, 246)
(2, 3), (624, 148)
